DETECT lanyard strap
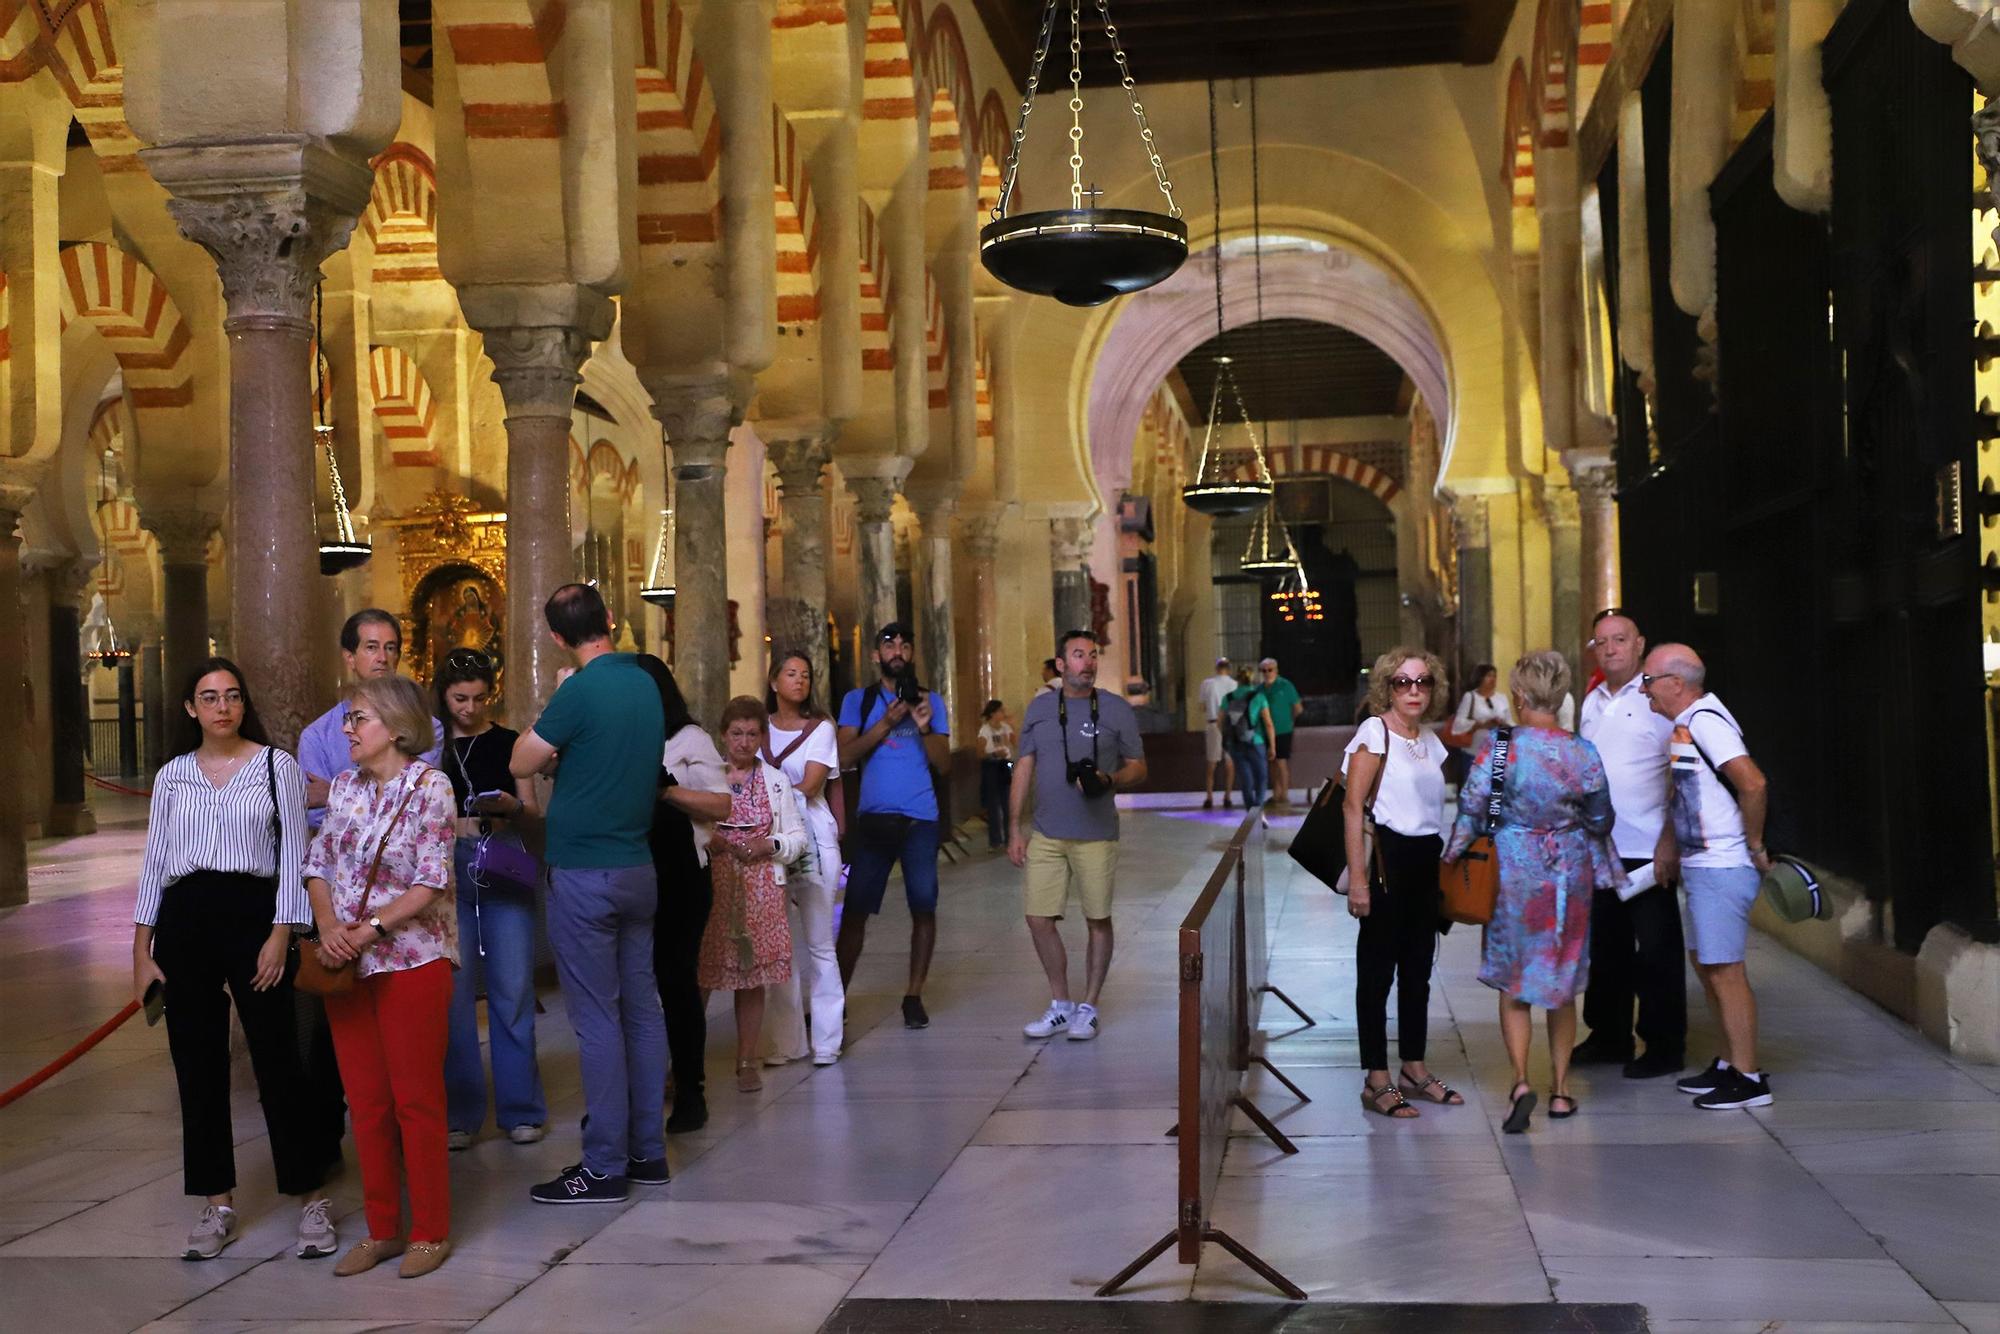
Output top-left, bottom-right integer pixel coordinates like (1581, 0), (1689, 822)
(1485, 727), (1513, 835)
(1057, 689), (1101, 770)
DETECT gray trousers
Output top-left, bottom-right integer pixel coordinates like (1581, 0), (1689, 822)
(548, 864), (668, 1174)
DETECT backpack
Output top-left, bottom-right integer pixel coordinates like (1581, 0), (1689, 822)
(1224, 687), (1262, 746)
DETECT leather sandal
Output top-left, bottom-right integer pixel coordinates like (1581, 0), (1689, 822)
(735, 1061), (763, 1093)
(1548, 1094), (1579, 1119)
(1360, 1081), (1419, 1119)
(1397, 1072), (1465, 1105)
(1502, 1082), (1537, 1134)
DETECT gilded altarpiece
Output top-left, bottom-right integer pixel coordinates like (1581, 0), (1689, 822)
(380, 492), (508, 691)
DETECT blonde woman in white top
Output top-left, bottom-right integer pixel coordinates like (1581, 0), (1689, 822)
(762, 650), (846, 1067)
(1342, 647), (1461, 1119)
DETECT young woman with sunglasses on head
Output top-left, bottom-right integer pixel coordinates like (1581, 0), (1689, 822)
(434, 649), (548, 1151)
(1342, 647), (1461, 1119)
(761, 649), (846, 1068)
(131, 658), (334, 1262)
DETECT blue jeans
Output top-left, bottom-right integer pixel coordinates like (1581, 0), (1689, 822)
(845, 817), (943, 916)
(445, 839), (548, 1134)
(547, 864), (668, 1175)
(1230, 741), (1268, 808)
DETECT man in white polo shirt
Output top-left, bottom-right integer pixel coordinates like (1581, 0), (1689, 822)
(1199, 657), (1238, 810)
(1574, 610), (1684, 1079)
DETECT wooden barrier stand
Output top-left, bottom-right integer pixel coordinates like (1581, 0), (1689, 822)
(1097, 812), (1310, 1299)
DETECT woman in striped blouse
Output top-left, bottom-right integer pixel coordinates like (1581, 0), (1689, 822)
(131, 658), (334, 1264)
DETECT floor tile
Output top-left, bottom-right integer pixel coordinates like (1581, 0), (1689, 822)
(1816, 1174), (2000, 1301)
(1546, 1256), (1947, 1322)
(168, 1251), (545, 1322)
(567, 1200), (912, 1265)
(471, 1261), (862, 1333)
(973, 1108), (1180, 1144)
(0, 1256), (262, 1333)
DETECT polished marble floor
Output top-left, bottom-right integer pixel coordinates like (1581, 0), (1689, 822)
(2, 793), (1997, 1332)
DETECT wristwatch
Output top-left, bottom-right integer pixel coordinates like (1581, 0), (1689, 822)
(369, 915), (388, 939)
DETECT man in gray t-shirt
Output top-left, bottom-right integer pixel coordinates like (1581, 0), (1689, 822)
(1008, 629), (1147, 1041)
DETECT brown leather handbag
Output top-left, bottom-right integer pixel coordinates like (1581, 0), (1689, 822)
(294, 777), (424, 997)
(1439, 728), (1511, 927)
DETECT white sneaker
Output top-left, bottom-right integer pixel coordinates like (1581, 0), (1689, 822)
(1067, 1003), (1100, 1040)
(296, 1197), (336, 1259)
(185, 1204), (239, 1260)
(811, 1053), (839, 1067)
(1023, 1001), (1074, 1039)
(508, 1123), (547, 1145)
(447, 1130), (474, 1151)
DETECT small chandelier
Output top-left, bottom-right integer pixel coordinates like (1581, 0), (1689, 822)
(1181, 77), (1274, 517)
(312, 284), (371, 575)
(1239, 499), (1297, 576)
(640, 507), (676, 609)
(1269, 560), (1322, 624)
(980, 0), (1186, 306)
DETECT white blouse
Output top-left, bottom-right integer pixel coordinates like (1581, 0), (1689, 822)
(135, 747), (310, 927)
(663, 723), (732, 867)
(1340, 716), (1449, 838)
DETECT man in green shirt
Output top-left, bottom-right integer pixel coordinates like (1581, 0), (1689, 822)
(511, 584), (666, 1205)
(1259, 657), (1305, 808)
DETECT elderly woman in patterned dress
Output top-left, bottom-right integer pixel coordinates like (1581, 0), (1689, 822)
(698, 696), (808, 1095)
(304, 674), (459, 1278)
(1444, 650), (1619, 1134)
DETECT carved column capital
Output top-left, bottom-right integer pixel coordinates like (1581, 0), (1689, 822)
(767, 434), (832, 498)
(904, 480), (959, 528)
(144, 138), (375, 335)
(481, 326), (596, 420)
(1544, 482), (1581, 530)
(0, 460), (47, 531)
(1572, 461), (1619, 505)
(46, 559), (95, 609)
(143, 510), (222, 566)
(1048, 515), (1095, 569)
(1457, 495), (1491, 548)
(847, 476), (903, 526)
(960, 507), (1005, 561)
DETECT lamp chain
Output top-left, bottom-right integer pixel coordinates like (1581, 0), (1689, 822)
(994, 0), (1062, 220)
(1096, 0), (1179, 216)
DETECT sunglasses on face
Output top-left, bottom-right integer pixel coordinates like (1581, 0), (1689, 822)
(194, 690), (244, 709)
(1390, 675), (1436, 693)
(445, 648), (490, 670)
(1640, 672), (1679, 688)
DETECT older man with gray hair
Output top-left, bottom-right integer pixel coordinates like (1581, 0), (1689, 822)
(1641, 644), (1773, 1111)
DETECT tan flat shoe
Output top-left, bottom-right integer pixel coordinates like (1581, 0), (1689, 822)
(333, 1237), (405, 1277)
(735, 1061), (762, 1093)
(399, 1239), (451, 1278)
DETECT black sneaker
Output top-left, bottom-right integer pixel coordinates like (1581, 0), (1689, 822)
(1623, 1050), (1684, 1080)
(1694, 1069), (1773, 1110)
(902, 995), (929, 1029)
(627, 1156), (671, 1185)
(665, 1092), (708, 1135)
(1571, 1034), (1635, 1066)
(1676, 1058), (1732, 1096)
(530, 1164), (629, 1204)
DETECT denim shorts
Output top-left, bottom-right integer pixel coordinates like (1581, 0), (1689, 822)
(845, 817), (942, 917)
(1680, 863), (1761, 965)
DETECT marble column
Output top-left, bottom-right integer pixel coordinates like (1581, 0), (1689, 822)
(1457, 497), (1493, 684)
(45, 565), (94, 837)
(649, 372), (736, 725)
(961, 508), (1004, 706)
(1575, 463), (1620, 633)
(908, 485), (960, 737)
(767, 430), (834, 705)
(140, 638), (166, 772)
(146, 510), (218, 711)
(462, 290), (612, 726)
(846, 460), (909, 643)
(0, 484), (34, 906)
(1545, 483), (1583, 681)
(144, 139), (376, 747)
(1049, 515), (1094, 639)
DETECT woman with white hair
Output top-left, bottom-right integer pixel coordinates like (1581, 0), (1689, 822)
(1444, 650), (1619, 1133)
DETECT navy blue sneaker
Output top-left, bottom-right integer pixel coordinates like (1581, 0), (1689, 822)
(530, 1164), (629, 1204)
(627, 1157), (670, 1186)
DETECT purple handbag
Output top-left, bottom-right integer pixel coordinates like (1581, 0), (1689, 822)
(470, 831), (540, 891)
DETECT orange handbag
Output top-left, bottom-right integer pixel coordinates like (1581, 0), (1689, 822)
(1439, 728), (1510, 926)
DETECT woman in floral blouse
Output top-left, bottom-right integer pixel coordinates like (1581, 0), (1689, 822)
(304, 674), (458, 1279)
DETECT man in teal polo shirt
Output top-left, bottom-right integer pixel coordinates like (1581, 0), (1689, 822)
(1259, 657), (1304, 808)
(511, 584), (666, 1205)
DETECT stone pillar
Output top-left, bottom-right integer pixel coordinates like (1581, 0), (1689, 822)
(767, 430), (833, 703)
(461, 288), (613, 726)
(1049, 515), (1094, 638)
(141, 638), (166, 772)
(1545, 483), (1583, 681)
(0, 485), (34, 905)
(1457, 497), (1493, 684)
(1615, 95), (1655, 391)
(143, 139), (376, 747)
(962, 508), (1003, 706)
(908, 485), (959, 736)
(1668, 2), (1739, 323)
(118, 658), (139, 779)
(1774, 0), (1839, 213)
(146, 510), (218, 710)
(846, 460), (909, 641)
(45, 566), (94, 836)
(1575, 462), (1620, 633)
(648, 371), (737, 725)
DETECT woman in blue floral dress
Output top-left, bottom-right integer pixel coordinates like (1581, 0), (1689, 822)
(1445, 650), (1619, 1132)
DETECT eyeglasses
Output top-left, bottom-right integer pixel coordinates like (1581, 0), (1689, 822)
(1390, 675), (1436, 693)
(340, 710), (376, 732)
(1639, 672), (1679, 688)
(194, 690), (244, 709)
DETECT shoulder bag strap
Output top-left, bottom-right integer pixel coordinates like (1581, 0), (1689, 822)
(762, 722), (814, 770)
(1362, 717), (1390, 813)
(265, 745), (281, 861)
(348, 770), (425, 926)
(1485, 727), (1513, 835)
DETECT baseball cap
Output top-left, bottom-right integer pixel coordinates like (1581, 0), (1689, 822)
(878, 621), (914, 643)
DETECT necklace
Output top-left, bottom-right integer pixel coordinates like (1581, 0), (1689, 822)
(1384, 720), (1425, 759)
(197, 748), (248, 784)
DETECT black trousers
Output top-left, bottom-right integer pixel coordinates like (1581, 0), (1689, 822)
(653, 858), (714, 1097)
(151, 873), (326, 1198)
(1355, 828), (1444, 1071)
(979, 759), (1011, 846)
(1580, 859), (1687, 1060)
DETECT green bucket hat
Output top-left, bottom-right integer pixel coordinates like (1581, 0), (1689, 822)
(1760, 855), (1831, 924)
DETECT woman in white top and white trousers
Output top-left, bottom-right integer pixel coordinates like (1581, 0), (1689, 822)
(762, 650), (847, 1067)
(1343, 647), (1464, 1119)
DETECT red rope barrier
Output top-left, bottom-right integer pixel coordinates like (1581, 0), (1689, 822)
(87, 775), (151, 798)
(0, 1001), (142, 1111)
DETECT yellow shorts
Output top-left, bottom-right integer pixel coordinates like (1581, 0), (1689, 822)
(1023, 832), (1119, 920)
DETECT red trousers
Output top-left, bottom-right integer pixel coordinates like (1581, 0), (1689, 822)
(325, 959), (453, 1243)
